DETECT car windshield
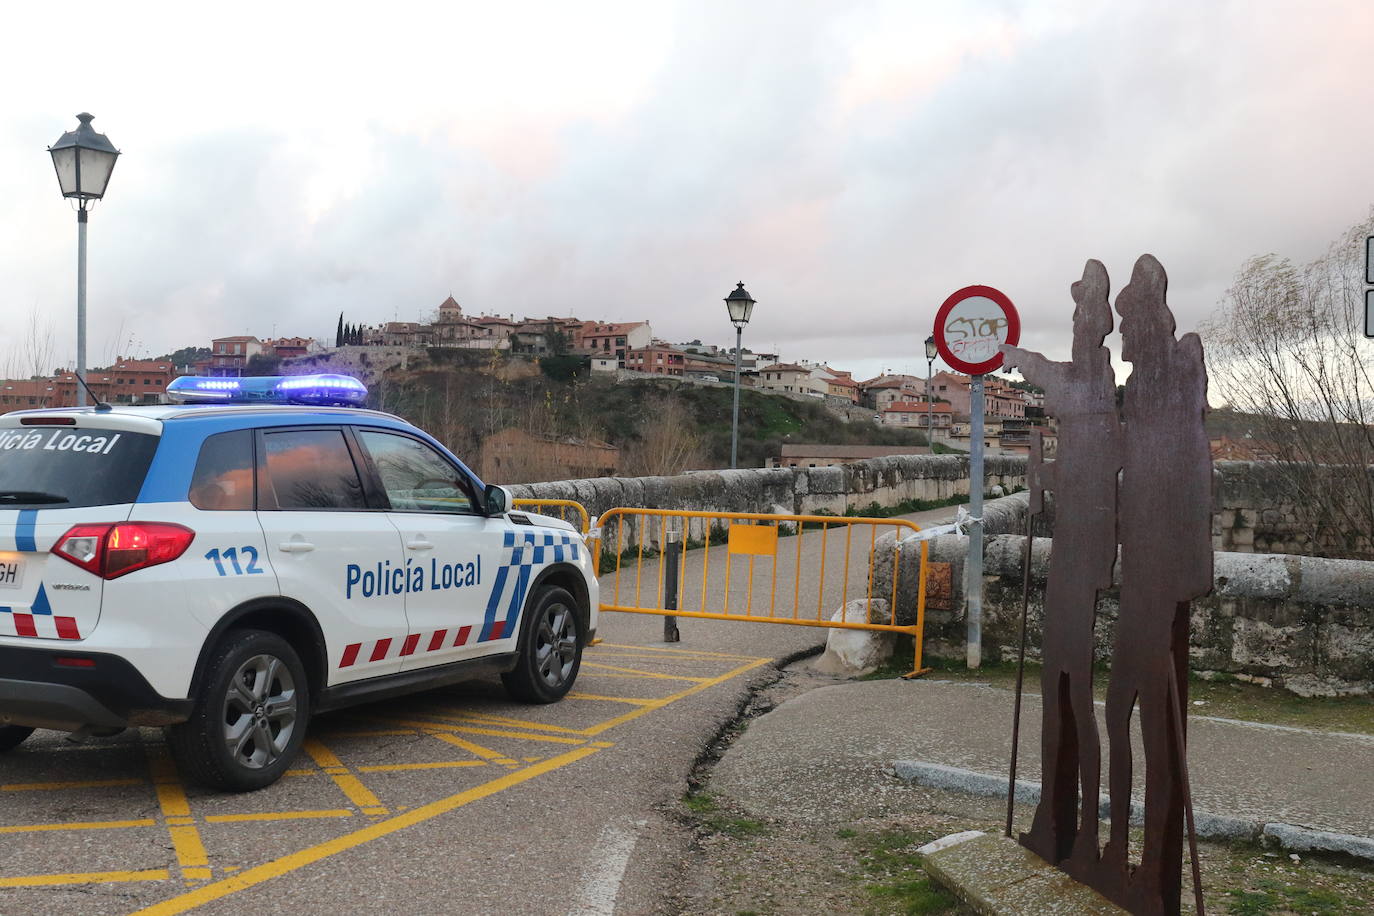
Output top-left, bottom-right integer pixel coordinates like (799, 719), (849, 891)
(0, 426), (159, 508)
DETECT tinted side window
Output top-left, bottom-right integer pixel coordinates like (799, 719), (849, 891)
(355, 429), (474, 515)
(189, 430), (255, 511)
(262, 429), (366, 510)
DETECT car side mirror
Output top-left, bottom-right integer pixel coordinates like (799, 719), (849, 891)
(484, 483), (512, 516)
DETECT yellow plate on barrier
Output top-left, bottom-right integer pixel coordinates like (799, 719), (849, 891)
(727, 524), (778, 557)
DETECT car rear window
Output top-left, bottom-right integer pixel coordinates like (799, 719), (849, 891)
(0, 426), (159, 509)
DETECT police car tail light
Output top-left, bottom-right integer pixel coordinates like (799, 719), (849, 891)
(54, 523), (195, 579)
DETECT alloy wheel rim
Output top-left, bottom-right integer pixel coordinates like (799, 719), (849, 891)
(535, 603), (577, 687)
(222, 653), (297, 770)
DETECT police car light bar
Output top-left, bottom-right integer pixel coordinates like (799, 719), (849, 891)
(166, 374), (368, 406)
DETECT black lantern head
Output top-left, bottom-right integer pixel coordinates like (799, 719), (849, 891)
(724, 282), (756, 327)
(49, 113), (120, 202)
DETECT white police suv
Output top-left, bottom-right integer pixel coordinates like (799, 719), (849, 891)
(0, 374), (597, 791)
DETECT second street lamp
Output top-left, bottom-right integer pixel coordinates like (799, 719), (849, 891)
(724, 282), (756, 469)
(48, 113), (120, 408)
(925, 334), (938, 454)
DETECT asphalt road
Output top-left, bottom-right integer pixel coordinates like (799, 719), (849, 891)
(0, 508), (955, 916)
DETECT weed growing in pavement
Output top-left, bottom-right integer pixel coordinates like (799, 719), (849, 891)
(681, 792), (768, 839)
(1220, 870), (1368, 916)
(847, 828), (964, 915)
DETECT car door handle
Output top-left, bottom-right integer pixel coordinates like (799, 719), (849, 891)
(406, 537), (435, 551)
(279, 541), (315, 553)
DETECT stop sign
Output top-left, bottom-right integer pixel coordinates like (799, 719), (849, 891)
(932, 285), (1020, 376)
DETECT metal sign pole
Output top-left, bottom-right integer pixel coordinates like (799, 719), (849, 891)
(966, 373), (985, 668)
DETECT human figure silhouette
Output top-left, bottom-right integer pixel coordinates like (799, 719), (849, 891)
(1001, 259), (1121, 874)
(1099, 255), (1211, 914)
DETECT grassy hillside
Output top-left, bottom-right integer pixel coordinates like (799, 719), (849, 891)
(360, 351), (939, 476)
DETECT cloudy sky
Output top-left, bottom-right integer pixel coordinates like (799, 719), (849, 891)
(2, 0), (1371, 382)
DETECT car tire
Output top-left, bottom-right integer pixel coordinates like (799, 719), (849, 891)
(0, 725), (34, 753)
(167, 629), (310, 792)
(501, 585), (583, 704)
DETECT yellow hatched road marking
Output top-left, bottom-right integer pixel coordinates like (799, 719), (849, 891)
(423, 710), (591, 736)
(580, 656), (772, 736)
(418, 729), (505, 760)
(0, 869), (170, 888)
(386, 718), (589, 746)
(566, 693), (658, 706)
(1, 777), (144, 793)
(147, 748), (209, 872)
(302, 738), (387, 814)
(128, 746), (604, 916)
(580, 662), (711, 682)
(357, 761), (488, 773)
(593, 642), (765, 660)
(204, 810), (354, 824)
(0, 818), (156, 834)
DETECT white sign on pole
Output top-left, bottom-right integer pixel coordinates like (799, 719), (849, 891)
(1366, 288), (1374, 339)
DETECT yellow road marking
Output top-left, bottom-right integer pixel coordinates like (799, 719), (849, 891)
(129, 746), (603, 916)
(0, 869), (170, 888)
(356, 761), (487, 773)
(579, 657), (772, 736)
(205, 810), (354, 824)
(421, 730), (504, 760)
(147, 748), (209, 872)
(432, 724), (589, 745)
(593, 642), (765, 660)
(1, 777), (144, 792)
(317, 728), (418, 738)
(580, 662), (711, 682)
(566, 693), (657, 705)
(388, 718), (589, 746)
(421, 710), (591, 736)
(0, 818), (156, 834)
(2, 643), (765, 909)
(303, 738), (387, 813)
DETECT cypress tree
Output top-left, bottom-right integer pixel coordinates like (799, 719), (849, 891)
(336, 314), (344, 348)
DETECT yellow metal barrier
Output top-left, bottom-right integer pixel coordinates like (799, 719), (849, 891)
(596, 508), (931, 676)
(512, 498), (591, 534)
(512, 498), (598, 560)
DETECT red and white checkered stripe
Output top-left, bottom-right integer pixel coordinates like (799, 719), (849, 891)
(338, 624), (486, 669)
(0, 611), (81, 640)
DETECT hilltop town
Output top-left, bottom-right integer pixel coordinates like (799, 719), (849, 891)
(0, 296), (1059, 466)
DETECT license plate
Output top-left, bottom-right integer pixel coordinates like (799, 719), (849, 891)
(0, 554), (23, 590)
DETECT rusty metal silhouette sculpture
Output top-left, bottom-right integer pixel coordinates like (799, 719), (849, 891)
(1000, 255), (1211, 915)
(1001, 260), (1122, 877)
(1101, 255), (1211, 914)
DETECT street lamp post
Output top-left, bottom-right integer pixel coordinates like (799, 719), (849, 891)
(48, 113), (120, 407)
(724, 282), (756, 469)
(925, 335), (938, 453)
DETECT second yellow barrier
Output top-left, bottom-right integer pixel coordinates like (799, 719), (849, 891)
(596, 507), (930, 676)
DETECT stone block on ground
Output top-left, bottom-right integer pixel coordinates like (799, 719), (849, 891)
(812, 600), (894, 677)
(919, 832), (1125, 915)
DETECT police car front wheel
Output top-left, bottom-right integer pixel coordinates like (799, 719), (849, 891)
(167, 630), (310, 792)
(0, 725), (34, 753)
(502, 586), (583, 704)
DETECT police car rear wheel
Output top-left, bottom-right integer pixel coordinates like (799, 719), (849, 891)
(168, 629), (310, 791)
(501, 586), (582, 703)
(0, 725), (34, 753)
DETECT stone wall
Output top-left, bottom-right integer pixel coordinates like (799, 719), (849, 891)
(1212, 460), (1374, 559)
(506, 454), (1027, 550)
(876, 533), (1374, 697)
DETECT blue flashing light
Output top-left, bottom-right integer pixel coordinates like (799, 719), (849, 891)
(167, 374), (368, 406)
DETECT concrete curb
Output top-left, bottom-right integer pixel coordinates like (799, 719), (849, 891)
(893, 759), (1374, 863)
